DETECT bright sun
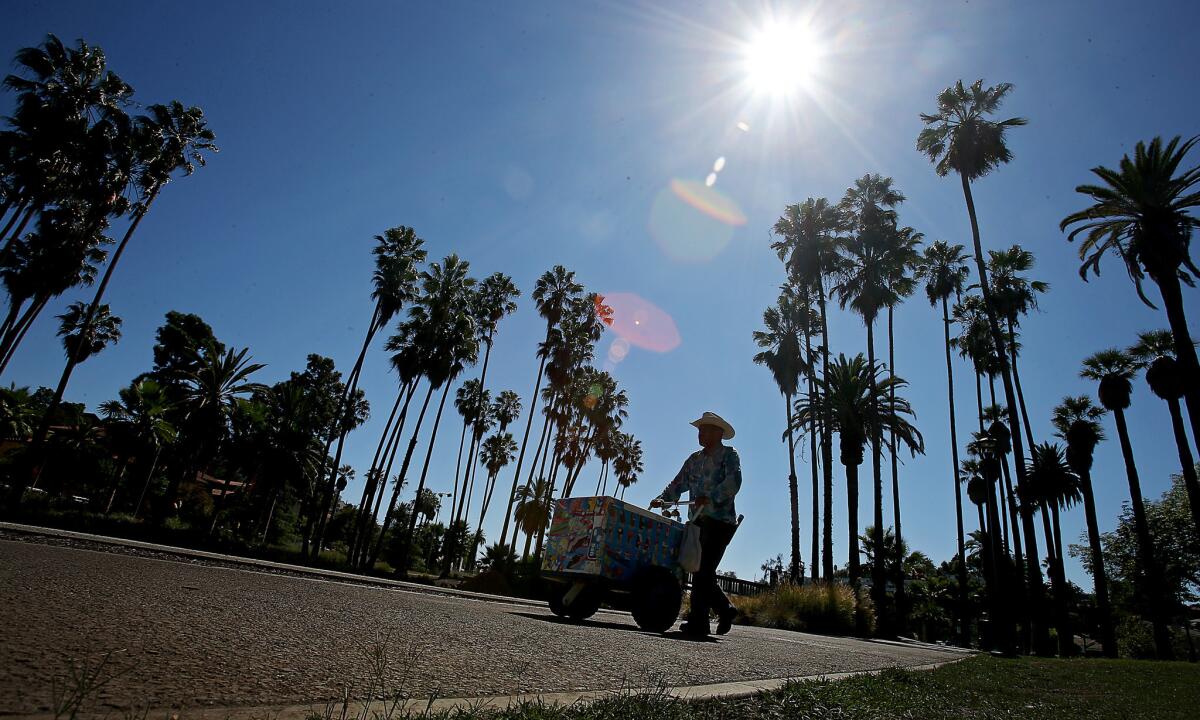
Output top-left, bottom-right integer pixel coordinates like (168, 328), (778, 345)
(743, 21), (821, 96)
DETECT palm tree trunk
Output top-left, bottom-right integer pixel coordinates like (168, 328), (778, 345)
(1155, 270), (1200, 461)
(1048, 503), (1073, 656)
(845, 454), (863, 634)
(0, 295), (48, 376)
(888, 305), (906, 628)
(785, 395), (801, 582)
(313, 305), (381, 558)
(1078, 465), (1117, 657)
(0, 204), (36, 257)
(0, 200), (30, 249)
(511, 411), (553, 551)
(368, 381), (436, 569)
(1007, 321), (1037, 455)
(975, 371), (985, 432)
(450, 420), (469, 525)
(497, 349), (549, 548)
(942, 296), (971, 646)
(817, 289), (835, 580)
(805, 323), (820, 582)
(357, 382), (418, 568)
(132, 445), (164, 519)
(958, 170), (1043, 654)
(470, 468), (502, 567)
(1164, 396), (1200, 541)
(866, 321), (887, 631)
(400, 381), (453, 574)
(1113, 406), (1174, 659)
(349, 382), (410, 567)
(535, 447), (564, 558)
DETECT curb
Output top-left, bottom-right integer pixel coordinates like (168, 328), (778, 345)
(0, 521), (565, 611)
(1, 659), (967, 720)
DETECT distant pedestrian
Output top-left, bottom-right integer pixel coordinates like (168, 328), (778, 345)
(650, 411), (742, 637)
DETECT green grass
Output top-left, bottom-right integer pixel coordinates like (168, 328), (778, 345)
(463, 656), (1200, 720)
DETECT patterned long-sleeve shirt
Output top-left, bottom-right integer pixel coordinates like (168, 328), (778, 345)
(658, 445), (742, 523)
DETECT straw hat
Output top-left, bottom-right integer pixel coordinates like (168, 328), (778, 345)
(690, 411), (735, 440)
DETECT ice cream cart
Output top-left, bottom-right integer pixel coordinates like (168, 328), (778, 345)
(540, 495), (687, 633)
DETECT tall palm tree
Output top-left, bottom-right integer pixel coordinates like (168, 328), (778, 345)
(469, 431), (518, 565)
(0, 204), (110, 375)
(918, 80), (1045, 626)
(752, 285), (807, 581)
(375, 254), (478, 572)
(1051, 395), (1117, 657)
(986, 245), (1048, 452)
(99, 378), (176, 515)
(835, 172), (906, 625)
(455, 273), (520, 534)
(56, 300), (120, 364)
(793, 353), (924, 633)
(1, 35), (134, 252)
(36, 101), (217, 451)
(314, 227), (425, 557)
(1081, 348), (1173, 658)
(1062, 136), (1200, 457)
(177, 343), (265, 531)
(916, 239), (972, 645)
(1129, 329), (1200, 541)
(774, 197), (843, 579)
(882, 224), (922, 627)
(514, 476), (553, 559)
(451, 378), (489, 525)
(498, 266), (582, 549)
(612, 432), (643, 500)
(1024, 442), (1081, 656)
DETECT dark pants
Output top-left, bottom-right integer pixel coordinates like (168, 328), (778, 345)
(688, 517), (738, 625)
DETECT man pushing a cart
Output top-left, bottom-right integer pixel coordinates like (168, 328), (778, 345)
(650, 411), (743, 638)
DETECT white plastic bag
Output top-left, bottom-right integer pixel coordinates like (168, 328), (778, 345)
(679, 521), (702, 573)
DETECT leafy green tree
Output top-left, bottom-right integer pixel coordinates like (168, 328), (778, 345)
(1053, 395), (1118, 657)
(1076, 472), (1199, 657)
(916, 239), (972, 644)
(1061, 136), (1200, 460)
(1082, 348), (1173, 658)
(918, 80), (1045, 632)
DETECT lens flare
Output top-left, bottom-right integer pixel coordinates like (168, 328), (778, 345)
(603, 292), (681, 353)
(649, 180), (746, 262)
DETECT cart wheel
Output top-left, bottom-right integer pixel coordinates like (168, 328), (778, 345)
(548, 583), (603, 621)
(547, 589), (569, 617)
(631, 566), (682, 633)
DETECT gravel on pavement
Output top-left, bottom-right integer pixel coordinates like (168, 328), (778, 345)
(0, 535), (966, 716)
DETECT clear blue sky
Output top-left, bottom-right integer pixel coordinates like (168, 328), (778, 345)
(4, 1), (1198, 586)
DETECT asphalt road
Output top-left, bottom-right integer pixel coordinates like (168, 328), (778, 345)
(0, 537), (964, 716)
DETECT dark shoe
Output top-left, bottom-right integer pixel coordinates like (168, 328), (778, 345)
(716, 607), (737, 635)
(679, 621), (710, 637)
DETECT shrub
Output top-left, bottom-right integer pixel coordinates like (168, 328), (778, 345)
(732, 582), (870, 636)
